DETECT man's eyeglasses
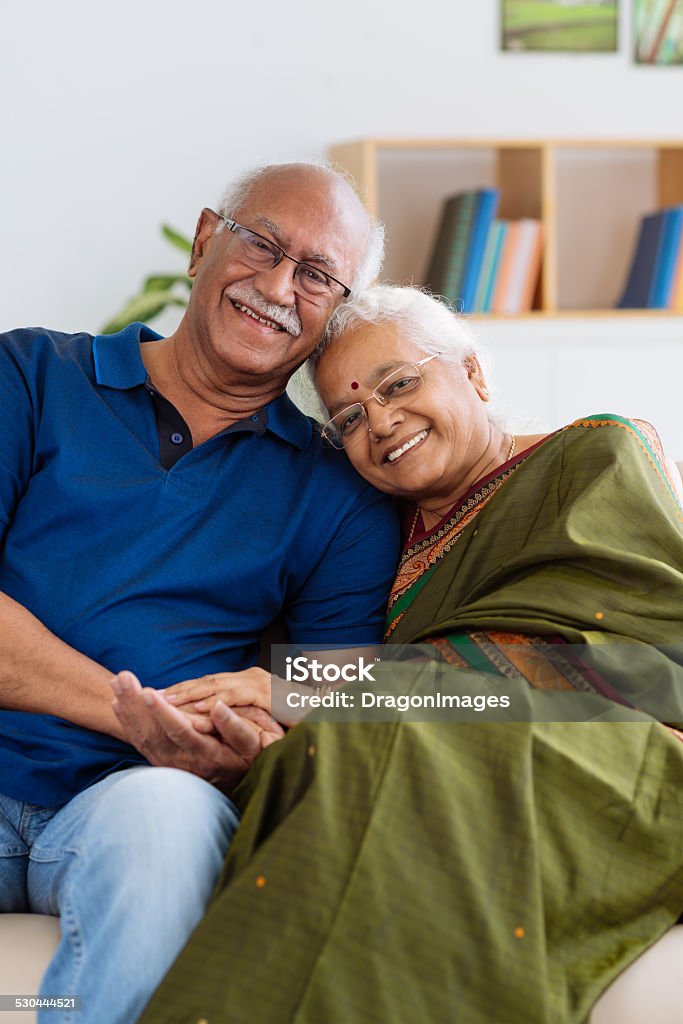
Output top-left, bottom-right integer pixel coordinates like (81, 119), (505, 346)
(217, 215), (351, 303)
(321, 355), (441, 450)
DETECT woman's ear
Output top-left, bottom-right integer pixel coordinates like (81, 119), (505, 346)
(464, 356), (489, 401)
(188, 208), (220, 278)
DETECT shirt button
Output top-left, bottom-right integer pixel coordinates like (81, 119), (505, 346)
(170, 432), (184, 445)
(251, 414), (259, 422)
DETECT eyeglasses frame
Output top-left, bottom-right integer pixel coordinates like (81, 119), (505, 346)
(321, 353), (441, 449)
(217, 215), (352, 300)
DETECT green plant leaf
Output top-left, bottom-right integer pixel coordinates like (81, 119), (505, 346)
(143, 273), (193, 293)
(100, 290), (188, 335)
(100, 222), (195, 333)
(161, 224), (193, 254)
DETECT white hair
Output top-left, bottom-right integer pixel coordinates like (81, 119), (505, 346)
(215, 161), (385, 294)
(302, 284), (510, 428)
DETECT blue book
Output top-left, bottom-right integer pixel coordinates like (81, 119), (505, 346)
(460, 189), (501, 312)
(648, 206), (683, 308)
(617, 212), (667, 309)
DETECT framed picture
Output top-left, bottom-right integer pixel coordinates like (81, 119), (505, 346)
(501, 1), (619, 52)
(634, 0), (683, 63)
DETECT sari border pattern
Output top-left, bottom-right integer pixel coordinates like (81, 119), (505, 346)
(385, 460), (522, 637)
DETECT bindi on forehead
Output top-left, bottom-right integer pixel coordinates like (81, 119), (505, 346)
(351, 381), (359, 390)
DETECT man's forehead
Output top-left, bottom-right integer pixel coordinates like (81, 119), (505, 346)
(239, 168), (363, 235)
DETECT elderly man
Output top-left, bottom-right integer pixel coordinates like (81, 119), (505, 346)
(0, 163), (399, 1023)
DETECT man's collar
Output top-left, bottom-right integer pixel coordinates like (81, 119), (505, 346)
(264, 392), (312, 450)
(93, 322), (162, 389)
(93, 322), (312, 450)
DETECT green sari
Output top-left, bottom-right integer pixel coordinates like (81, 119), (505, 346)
(140, 415), (683, 1024)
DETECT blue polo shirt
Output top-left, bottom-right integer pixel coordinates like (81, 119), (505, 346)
(0, 324), (400, 805)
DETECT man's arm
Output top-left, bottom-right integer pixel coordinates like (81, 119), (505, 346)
(0, 590), (124, 738)
(282, 482), (400, 649)
(0, 592), (283, 789)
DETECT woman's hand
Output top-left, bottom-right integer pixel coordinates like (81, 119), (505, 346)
(163, 667), (273, 717)
(162, 667), (307, 729)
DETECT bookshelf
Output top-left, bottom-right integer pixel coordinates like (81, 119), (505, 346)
(328, 139), (683, 318)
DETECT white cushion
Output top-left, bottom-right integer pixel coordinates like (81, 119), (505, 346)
(0, 913), (682, 1023)
(0, 916), (60, 1024)
(591, 925), (683, 1023)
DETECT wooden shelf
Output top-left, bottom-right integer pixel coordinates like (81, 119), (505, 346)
(328, 138), (683, 317)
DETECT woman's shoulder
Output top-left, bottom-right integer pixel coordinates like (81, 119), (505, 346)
(558, 414), (682, 504)
(554, 413), (660, 453)
(558, 413), (669, 454)
(514, 413), (669, 481)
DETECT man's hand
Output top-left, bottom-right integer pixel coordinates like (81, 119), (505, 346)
(111, 671), (284, 792)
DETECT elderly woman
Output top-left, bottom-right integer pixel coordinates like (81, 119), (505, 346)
(141, 286), (683, 1024)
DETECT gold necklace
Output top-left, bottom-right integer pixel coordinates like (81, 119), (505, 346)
(407, 434), (516, 546)
(407, 504), (421, 545)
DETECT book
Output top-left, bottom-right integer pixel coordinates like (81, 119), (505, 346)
(459, 189), (501, 312)
(480, 221), (508, 312)
(474, 220), (502, 312)
(440, 192), (479, 306)
(503, 218), (543, 314)
(649, 206), (683, 308)
(491, 222), (522, 314)
(617, 211), (668, 309)
(424, 192), (478, 298)
(669, 228), (683, 310)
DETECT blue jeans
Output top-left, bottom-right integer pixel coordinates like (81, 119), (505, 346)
(0, 766), (240, 1024)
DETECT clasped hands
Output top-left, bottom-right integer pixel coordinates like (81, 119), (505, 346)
(110, 668), (284, 793)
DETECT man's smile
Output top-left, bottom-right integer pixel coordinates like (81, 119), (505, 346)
(230, 299), (286, 332)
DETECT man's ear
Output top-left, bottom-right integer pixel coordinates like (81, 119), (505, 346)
(188, 208), (220, 278)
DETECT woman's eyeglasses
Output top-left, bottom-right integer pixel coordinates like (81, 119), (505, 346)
(321, 355), (440, 449)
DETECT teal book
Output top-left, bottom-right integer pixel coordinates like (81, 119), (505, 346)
(474, 220), (503, 312)
(473, 222), (499, 313)
(482, 221), (508, 312)
(460, 189), (501, 312)
(648, 206), (683, 308)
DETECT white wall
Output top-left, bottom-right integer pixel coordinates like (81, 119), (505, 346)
(2, 0), (681, 451)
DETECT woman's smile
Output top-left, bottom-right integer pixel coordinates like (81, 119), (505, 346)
(382, 428), (431, 464)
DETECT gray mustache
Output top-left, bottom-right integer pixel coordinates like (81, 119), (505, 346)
(227, 283), (302, 337)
